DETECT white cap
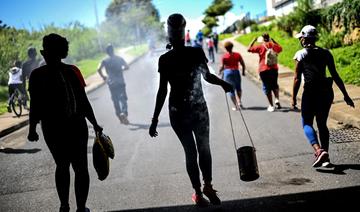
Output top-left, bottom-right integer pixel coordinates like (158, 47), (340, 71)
(295, 25), (317, 38)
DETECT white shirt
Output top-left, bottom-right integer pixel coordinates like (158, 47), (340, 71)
(8, 67), (23, 85)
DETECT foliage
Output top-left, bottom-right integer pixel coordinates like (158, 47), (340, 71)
(202, 0), (233, 36)
(324, 0), (360, 34)
(317, 28), (344, 49)
(103, 0), (163, 46)
(237, 19), (256, 31)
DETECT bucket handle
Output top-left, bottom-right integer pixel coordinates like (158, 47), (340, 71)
(224, 94), (256, 151)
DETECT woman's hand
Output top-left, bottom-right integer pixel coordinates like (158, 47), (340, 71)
(27, 130), (39, 142)
(222, 81), (233, 93)
(93, 124), (103, 135)
(344, 95), (355, 108)
(149, 118), (158, 137)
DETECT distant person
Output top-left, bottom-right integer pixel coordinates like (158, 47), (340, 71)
(292, 25), (354, 167)
(97, 44), (130, 124)
(219, 41), (246, 110)
(22, 47), (40, 107)
(185, 29), (191, 46)
(27, 33), (103, 212)
(196, 29), (204, 46)
(206, 36), (215, 63)
(248, 33), (282, 112)
(7, 60), (27, 112)
(213, 32), (219, 53)
(149, 13), (233, 207)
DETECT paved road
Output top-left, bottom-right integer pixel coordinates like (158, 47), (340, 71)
(1, 49), (360, 212)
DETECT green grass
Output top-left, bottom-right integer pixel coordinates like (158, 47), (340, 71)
(235, 30), (360, 86)
(0, 86), (8, 115)
(219, 33), (234, 41)
(125, 44), (148, 57)
(75, 54), (105, 78)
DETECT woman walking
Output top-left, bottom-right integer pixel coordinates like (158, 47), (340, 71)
(149, 14), (233, 207)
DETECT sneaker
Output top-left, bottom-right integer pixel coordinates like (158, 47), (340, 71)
(120, 113), (129, 125)
(7, 106), (12, 113)
(203, 184), (221, 205)
(275, 100), (281, 109)
(267, 105), (275, 112)
(321, 158), (333, 168)
(312, 149), (329, 168)
(191, 193), (209, 207)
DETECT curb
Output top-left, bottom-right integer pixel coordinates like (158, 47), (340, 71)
(0, 52), (148, 139)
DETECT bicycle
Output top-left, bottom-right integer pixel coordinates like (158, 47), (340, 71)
(8, 88), (25, 117)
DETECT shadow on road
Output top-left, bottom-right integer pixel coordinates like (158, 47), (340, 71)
(316, 164), (360, 175)
(0, 148), (41, 154)
(127, 122), (171, 131)
(108, 185), (360, 211)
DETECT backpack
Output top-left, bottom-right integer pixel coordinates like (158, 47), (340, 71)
(264, 44), (278, 66)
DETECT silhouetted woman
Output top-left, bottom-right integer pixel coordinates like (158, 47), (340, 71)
(149, 14), (233, 207)
(27, 33), (103, 212)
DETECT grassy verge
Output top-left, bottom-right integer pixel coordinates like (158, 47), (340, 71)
(75, 54), (105, 78)
(235, 30), (360, 86)
(125, 44), (148, 57)
(0, 86), (8, 115)
(219, 33), (234, 41)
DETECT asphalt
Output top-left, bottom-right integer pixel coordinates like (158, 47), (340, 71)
(0, 36), (359, 140)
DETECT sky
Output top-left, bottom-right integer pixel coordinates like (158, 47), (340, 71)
(0, 0), (267, 36)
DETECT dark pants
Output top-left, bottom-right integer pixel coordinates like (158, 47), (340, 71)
(108, 83), (128, 116)
(301, 89), (334, 151)
(169, 103), (212, 189)
(41, 116), (89, 210)
(8, 83), (27, 105)
(259, 69), (279, 95)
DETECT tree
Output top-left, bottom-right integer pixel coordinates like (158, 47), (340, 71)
(202, 0), (233, 36)
(103, 0), (163, 46)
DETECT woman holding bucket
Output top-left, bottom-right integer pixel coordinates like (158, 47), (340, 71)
(149, 13), (233, 207)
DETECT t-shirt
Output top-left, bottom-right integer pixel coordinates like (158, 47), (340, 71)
(185, 32), (191, 42)
(101, 55), (127, 85)
(8, 67), (23, 85)
(22, 58), (39, 80)
(158, 46), (208, 108)
(248, 42), (282, 72)
(293, 47), (332, 90)
(222, 52), (243, 70)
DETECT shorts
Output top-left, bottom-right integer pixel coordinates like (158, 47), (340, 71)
(223, 69), (241, 97)
(259, 69), (279, 95)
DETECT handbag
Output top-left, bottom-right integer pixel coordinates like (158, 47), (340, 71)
(92, 132), (114, 181)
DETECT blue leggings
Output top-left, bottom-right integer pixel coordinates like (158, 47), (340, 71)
(301, 89), (333, 151)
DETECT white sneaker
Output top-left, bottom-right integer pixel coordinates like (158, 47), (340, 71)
(267, 105), (275, 112)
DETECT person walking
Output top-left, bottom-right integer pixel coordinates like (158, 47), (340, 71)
(185, 29), (191, 46)
(149, 13), (233, 207)
(292, 25), (354, 167)
(248, 33), (282, 112)
(97, 44), (130, 124)
(206, 36), (215, 63)
(213, 32), (219, 53)
(219, 41), (246, 110)
(22, 47), (40, 108)
(27, 33), (103, 212)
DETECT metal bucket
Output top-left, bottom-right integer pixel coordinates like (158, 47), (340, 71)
(237, 146), (259, 181)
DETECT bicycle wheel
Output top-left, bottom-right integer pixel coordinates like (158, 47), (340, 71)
(11, 89), (22, 117)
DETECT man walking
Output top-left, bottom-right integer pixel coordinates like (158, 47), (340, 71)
(97, 44), (130, 124)
(248, 33), (282, 112)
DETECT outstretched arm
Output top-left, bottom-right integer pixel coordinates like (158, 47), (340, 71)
(327, 52), (354, 107)
(247, 37), (257, 52)
(239, 57), (246, 76)
(200, 63), (233, 92)
(97, 62), (106, 81)
(149, 73), (168, 137)
(292, 61), (302, 109)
